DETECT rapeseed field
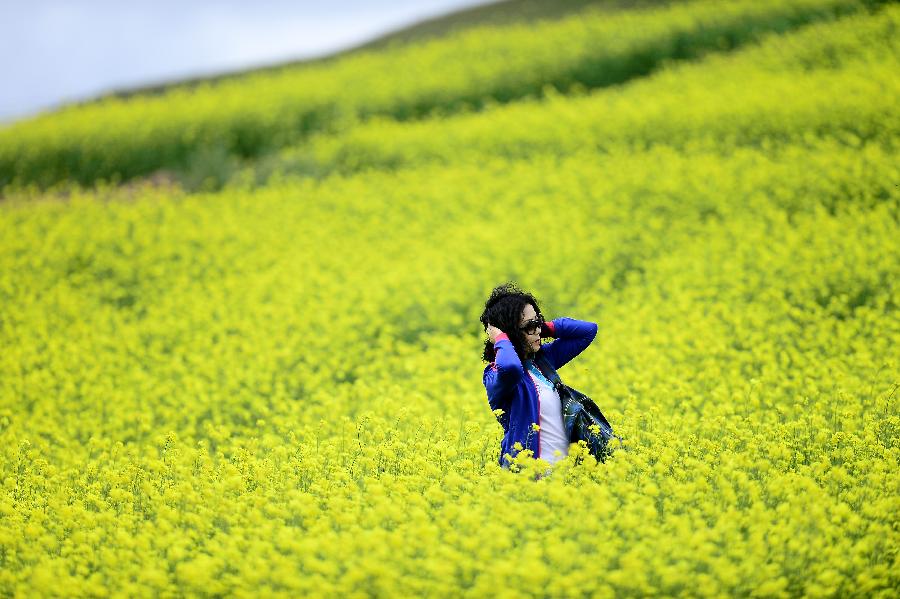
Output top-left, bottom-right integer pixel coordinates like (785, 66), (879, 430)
(1, 0), (897, 596)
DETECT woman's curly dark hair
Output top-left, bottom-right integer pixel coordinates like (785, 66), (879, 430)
(480, 282), (544, 363)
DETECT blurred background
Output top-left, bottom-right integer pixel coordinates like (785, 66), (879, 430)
(0, 0), (494, 124)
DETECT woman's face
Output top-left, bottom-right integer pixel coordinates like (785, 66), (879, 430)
(520, 304), (542, 355)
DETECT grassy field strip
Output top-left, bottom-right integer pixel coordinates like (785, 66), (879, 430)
(0, 0), (868, 190)
(269, 6), (900, 178)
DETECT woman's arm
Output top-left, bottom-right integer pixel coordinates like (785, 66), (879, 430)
(483, 326), (525, 406)
(540, 317), (598, 370)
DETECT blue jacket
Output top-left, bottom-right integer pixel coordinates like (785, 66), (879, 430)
(482, 317), (598, 468)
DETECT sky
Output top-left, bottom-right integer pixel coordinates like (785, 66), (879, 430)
(0, 0), (490, 125)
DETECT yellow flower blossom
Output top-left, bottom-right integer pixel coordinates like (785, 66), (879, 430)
(0, 2), (898, 597)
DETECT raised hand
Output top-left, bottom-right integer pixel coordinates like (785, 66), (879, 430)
(486, 324), (504, 343)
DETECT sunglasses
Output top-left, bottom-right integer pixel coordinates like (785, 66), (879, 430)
(519, 316), (544, 335)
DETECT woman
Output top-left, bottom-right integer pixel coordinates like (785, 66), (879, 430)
(480, 283), (598, 470)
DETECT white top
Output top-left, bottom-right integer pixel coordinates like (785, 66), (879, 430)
(526, 360), (569, 465)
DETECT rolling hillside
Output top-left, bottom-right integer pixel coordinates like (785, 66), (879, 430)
(0, 0), (872, 191)
(0, 0), (897, 596)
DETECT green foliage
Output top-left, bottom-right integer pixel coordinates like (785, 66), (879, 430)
(293, 6), (900, 177)
(0, 0), (869, 190)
